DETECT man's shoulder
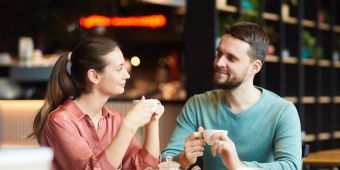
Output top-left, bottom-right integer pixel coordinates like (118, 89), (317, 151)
(261, 88), (290, 103)
(189, 89), (224, 102)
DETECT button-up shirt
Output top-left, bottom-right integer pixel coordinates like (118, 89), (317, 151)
(40, 99), (159, 170)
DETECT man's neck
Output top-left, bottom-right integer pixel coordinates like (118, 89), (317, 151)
(224, 85), (262, 114)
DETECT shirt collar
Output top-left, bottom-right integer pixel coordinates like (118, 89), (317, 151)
(63, 99), (115, 120)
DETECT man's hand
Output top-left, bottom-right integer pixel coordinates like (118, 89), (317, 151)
(210, 132), (246, 169)
(179, 127), (205, 169)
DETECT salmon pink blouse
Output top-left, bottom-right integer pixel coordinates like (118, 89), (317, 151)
(40, 100), (159, 170)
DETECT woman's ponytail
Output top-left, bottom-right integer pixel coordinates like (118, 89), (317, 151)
(30, 53), (76, 141)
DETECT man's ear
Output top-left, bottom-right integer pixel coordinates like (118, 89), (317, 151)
(252, 59), (262, 74)
(87, 69), (100, 84)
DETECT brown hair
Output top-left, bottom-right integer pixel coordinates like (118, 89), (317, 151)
(224, 22), (269, 63)
(30, 37), (118, 140)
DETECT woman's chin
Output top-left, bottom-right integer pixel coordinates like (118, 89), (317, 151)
(116, 88), (125, 95)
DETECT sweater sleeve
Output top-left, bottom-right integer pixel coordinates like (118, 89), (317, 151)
(243, 103), (302, 170)
(161, 96), (198, 162)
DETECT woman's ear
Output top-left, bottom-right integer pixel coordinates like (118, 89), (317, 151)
(87, 69), (100, 84)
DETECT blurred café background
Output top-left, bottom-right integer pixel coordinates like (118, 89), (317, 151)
(0, 0), (340, 169)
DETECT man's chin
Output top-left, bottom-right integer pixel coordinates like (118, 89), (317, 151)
(214, 81), (241, 90)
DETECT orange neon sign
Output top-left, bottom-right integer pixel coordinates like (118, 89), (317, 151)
(79, 15), (166, 29)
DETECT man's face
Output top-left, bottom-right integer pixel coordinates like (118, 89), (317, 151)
(213, 34), (254, 89)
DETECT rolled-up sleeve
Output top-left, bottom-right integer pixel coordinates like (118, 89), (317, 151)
(44, 118), (115, 170)
(122, 138), (160, 170)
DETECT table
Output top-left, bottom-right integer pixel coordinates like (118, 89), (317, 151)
(303, 149), (340, 168)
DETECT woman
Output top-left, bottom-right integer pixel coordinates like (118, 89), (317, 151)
(31, 37), (164, 170)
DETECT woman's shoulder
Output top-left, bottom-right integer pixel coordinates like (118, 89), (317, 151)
(47, 105), (75, 122)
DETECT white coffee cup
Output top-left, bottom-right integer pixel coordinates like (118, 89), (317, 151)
(132, 99), (158, 113)
(203, 130), (228, 145)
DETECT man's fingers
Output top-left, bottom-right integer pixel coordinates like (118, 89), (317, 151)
(186, 145), (204, 153)
(186, 132), (203, 141)
(186, 151), (204, 159)
(211, 143), (218, 156)
(211, 132), (228, 141)
(190, 151), (204, 157)
(197, 126), (204, 132)
(186, 139), (205, 146)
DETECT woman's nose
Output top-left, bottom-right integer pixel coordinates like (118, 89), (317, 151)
(124, 68), (130, 79)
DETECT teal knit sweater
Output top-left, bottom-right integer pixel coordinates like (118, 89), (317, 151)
(162, 88), (302, 170)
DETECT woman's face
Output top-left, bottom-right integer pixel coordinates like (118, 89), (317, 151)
(97, 47), (130, 96)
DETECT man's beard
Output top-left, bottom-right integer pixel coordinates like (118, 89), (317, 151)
(213, 76), (243, 90)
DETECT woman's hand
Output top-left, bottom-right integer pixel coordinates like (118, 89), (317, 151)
(124, 98), (156, 131)
(150, 99), (164, 121)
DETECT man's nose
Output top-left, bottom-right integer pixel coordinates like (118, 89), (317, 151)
(215, 55), (228, 66)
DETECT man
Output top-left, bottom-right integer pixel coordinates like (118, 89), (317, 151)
(162, 22), (302, 170)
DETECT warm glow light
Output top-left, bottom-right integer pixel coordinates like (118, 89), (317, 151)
(80, 15), (166, 29)
(131, 56), (140, 66)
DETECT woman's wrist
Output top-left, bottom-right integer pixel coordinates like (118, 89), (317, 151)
(146, 119), (159, 128)
(121, 119), (138, 134)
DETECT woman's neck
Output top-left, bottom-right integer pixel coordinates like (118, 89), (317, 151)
(74, 93), (109, 117)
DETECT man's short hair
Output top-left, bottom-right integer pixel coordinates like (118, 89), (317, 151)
(224, 22), (269, 63)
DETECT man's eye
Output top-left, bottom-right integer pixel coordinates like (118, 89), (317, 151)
(216, 51), (223, 56)
(229, 56), (237, 62)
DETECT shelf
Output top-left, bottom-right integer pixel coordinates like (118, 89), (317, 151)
(216, 2), (340, 33)
(303, 58), (316, 66)
(304, 131), (340, 142)
(262, 12), (279, 21)
(334, 131), (340, 139)
(9, 66), (53, 82)
(264, 57), (340, 68)
(216, 0), (237, 13)
(302, 19), (315, 28)
(334, 96), (340, 103)
(265, 55), (280, 62)
(282, 17), (340, 32)
(318, 60), (331, 67)
(335, 25), (340, 33)
(319, 96), (331, 104)
(264, 55), (295, 64)
(304, 134), (316, 142)
(284, 96), (340, 104)
(335, 61), (340, 68)
(294, 19), (331, 31)
(283, 57), (298, 64)
(318, 23), (331, 31)
(285, 96), (298, 103)
(302, 96), (316, 104)
(318, 133), (332, 141)
(283, 16), (297, 24)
